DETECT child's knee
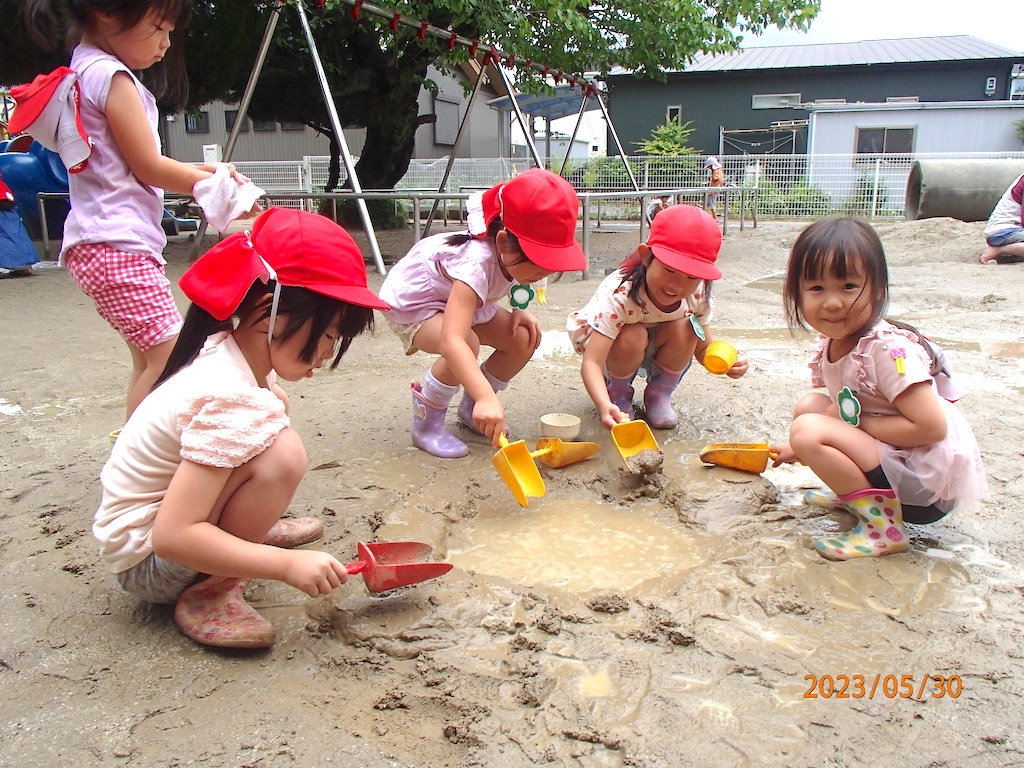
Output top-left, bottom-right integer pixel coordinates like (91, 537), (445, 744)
(262, 428), (308, 484)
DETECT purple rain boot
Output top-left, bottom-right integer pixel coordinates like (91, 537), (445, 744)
(605, 370), (638, 420)
(457, 365), (509, 435)
(411, 383), (469, 458)
(643, 360), (686, 429)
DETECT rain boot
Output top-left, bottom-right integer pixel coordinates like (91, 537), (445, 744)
(174, 577), (277, 649)
(642, 360), (686, 429)
(457, 364), (509, 435)
(605, 370), (638, 420)
(803, 488), (844, 512)
(411, 373), (469, 458)
(264, 516), (324, 548)
(814, 488), (909, 561)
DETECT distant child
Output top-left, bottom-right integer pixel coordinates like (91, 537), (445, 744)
(18, 0), (261, 417)
(704, 156), (725, 216)
(93, 208), (389, 648)
(567, 204), (748, 430)
(379, 168), (587, 457)
(980, 172), (1024, 264)
(770, 217), (987, 561)
(0, 172), (39, 277)
(646, 194), (672, 224)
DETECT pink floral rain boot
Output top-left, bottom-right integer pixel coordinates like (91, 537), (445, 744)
(605, 371), (638, 420)
(263, 517), (324, 548)
(642, 361), (686, 429)
(174, 577), (277, 649)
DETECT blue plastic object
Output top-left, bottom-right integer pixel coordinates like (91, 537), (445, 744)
(0, 140), (70, 239)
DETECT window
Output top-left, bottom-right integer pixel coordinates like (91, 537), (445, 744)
(280, 121), (305, 131)
(252, 119), (276, 132)
(666, 105), (682, 125)
(885, 96), (919, 103)
(224, 109), (250, 133)
(433, 95), (460, 146)
(184, 111), (209, 133)
(752, 93), (801, 109)
(855, 126), (915, 155)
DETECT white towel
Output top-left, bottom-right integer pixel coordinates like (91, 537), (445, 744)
(192, 166), (265, 233)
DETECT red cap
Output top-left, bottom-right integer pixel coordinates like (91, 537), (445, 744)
(646, 205), (722, 280)
(179, 208), (390, 320)
(9, 67), (92, 173)
(0, 173), (13, 202)
(480, 168), (586, 272)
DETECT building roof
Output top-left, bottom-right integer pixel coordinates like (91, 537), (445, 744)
(608, 35), (1023, 76)
(487, 86), (603, 121)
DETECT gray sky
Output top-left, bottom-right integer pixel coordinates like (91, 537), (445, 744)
(745, 0), (1022, 52)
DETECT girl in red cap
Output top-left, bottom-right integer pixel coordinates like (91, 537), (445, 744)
(379, 168), (587, 457)
(20, 0), (260, 418)
(93, 208), (388, 649)
(568, 205), (748, 430)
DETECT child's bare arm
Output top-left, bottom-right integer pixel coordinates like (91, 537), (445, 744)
(581, 332), (627, 428)
(859, 381), (947, 448)
(105, 73), (209, 195)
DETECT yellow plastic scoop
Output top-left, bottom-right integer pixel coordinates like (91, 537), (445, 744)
(698, 441), (778, 474)
(610, 419), (659, 471)
(492, 433), (546, 506)
(533, 438), (600, 468)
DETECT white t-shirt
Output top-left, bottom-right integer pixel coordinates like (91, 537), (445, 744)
(567, 268), (714, 353)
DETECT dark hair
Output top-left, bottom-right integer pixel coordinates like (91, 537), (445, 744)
(618, 252), (715, 307)
(154, 283), (375, 388)
(22, 0), (192, 109)
(782, 217), (947, 375)
(782, 216), (888, 334)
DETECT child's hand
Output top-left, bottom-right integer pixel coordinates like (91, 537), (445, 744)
(769, 442), (797, 467)
(601, 403), (629, 430)
(509, 308), (542, 350)
(281, 550), (350, 597)
(726, 354), (749, 379)
(471, 393), (506, 447)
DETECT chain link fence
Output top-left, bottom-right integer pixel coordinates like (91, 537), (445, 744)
(233, 151), (1024, 221)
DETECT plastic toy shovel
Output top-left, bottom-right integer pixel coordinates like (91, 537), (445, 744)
(345, 541), (452, 593)
(610, 419), (659, 471)
(533, 437), (600, 468)
(698, 441), (778, 474)
(492, 433), (546, 507)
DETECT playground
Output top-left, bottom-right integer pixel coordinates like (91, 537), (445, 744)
(1, 216), (1022, 766)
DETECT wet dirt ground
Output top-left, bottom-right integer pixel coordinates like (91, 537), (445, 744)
(1, 217), (1023, 767)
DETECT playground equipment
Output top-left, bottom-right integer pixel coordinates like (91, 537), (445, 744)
(0, 138), (70, 238)
(905, 159), (1024, 222)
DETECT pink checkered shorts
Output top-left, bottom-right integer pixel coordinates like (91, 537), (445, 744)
(64, 244), (183, 350)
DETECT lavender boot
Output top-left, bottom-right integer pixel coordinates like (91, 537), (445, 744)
(411, 383), (469, 458)
(605, 371), (637, 420)
(643, 361), (686, 429)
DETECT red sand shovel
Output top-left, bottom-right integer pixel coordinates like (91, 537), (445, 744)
(345, 541), (452, 593)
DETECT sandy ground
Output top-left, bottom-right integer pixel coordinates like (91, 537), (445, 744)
(1, 216), (1023, 767)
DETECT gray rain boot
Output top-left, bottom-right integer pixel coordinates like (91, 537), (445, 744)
(411, 373), (469, 458)
(605, 370), (638, 420)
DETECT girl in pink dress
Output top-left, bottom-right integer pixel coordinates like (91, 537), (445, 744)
(770, 217), (987, 561)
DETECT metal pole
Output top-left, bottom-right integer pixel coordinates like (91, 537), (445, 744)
(593, 89), (639, 193)
(580, 194), (590, 280)
(295, 0), (386, 274)
(188, 0), (283, 261)
(37, 195), (50, 260)
(557, 94), (589, 177)
(422, 62), (490, 237)
(492, 64), (543, 167)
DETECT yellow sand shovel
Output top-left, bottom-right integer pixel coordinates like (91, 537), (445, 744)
(492, 433), (546, 507)
(610, 419), (660, 471)
(533, 437), (600, 468)
(698, 441), (779, 474)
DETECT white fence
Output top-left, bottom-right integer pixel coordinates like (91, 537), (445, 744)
(233, 151), (1024, 221)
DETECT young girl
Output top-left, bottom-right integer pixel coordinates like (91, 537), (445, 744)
(93, 208), (389, 648)
(770, 217), (987, 561)
(379, 168), (587, 458)
(568, 204), (748, 430)
(20, 0), (260, 417)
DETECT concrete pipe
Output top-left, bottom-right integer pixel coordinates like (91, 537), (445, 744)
(905, 159), (1024, 222)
